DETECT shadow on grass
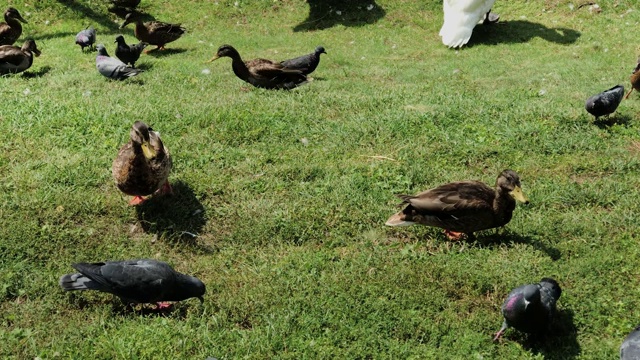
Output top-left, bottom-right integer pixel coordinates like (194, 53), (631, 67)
(55, 0), (121, 31)
(22, 66), (52, 78)
(474, 231), (562, 261)
(594, 114), (632, 128)
(135, 62), (153, 71)
(470, 20), (580, 46)
(293, 0), (385, 32)
(523, 309), (581, 360)
(30, 31), (77, 41)
(135, 181), (211, 252)
(110, 301), (198, 318)
(145, 48), (188, 57)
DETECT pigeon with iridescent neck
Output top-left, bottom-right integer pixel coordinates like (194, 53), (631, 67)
(494, 278), (561, 341)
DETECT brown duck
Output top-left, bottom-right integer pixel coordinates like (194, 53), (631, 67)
(120, 12), (185, 52)
(385, 169), (529, 239)
(625, 57), (640, 99)
(208, 44), (308, 90)
(0, 39), (40, 75)
(112, 121), (172, 205)
(0, 8), (27, 46)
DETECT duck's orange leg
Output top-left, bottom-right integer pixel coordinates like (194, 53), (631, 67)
(625, 88), (634, 99)
(129, 196), (146, 206)
(444, 229), (466, 241)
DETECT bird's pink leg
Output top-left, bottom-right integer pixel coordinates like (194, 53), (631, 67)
(444, 229), (466, 241)
(129, 196), (146, 206)
(159, 181), (173, 196)
(493, 329), (505, 341)
(155, 302), (172, 310)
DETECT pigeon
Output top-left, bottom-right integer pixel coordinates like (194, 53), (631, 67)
(59, 259), (205, 309)
(585, 85), (625, 121)
(114, 34), (147, 67)
(280, 46), (326, 75)
(95, 44), (142, 80)
(494, 277), (562, 341)
(75, 26), (96, 52)
(621, 326), (640, 360)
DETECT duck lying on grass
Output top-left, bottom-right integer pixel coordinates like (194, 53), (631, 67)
(0, 39), (40, 75)
(112, 121), (172, 206)
(208, 44), (308, 90)
(385, 169), (529, 240)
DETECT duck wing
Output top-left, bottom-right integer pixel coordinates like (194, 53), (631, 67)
(0, 45), (26, 66)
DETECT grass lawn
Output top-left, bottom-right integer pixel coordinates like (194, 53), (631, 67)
(2, 0), (640, 358)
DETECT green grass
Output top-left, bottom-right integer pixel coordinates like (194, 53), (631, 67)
(2, 0), (640, 358)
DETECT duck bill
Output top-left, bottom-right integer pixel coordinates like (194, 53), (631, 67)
(207, 55), (220, 63)
(17, 15), (28, 24)
(141, 141), (157, 159)
(509, 186), (529, 204)
(33, 48), (41, 57)
(119, 20), (130, 29)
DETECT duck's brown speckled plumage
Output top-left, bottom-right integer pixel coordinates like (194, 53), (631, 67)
(385, 169), (529, 237)
(120, 13), (185, 51)
(112, 121), (171, 199)
(625, 58), (640, 99)
(0, 39), (40, 75)
(0, 8), (27, 46)
(209, 44), (308, 90)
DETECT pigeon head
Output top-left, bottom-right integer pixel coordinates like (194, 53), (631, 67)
(186, 275), (206, 303)
(522, 284), (540, 309)
(496, 169), (529, 204)
(315, 46), (326, 55)
(6, 7), (27, 23)
(115, 35), (126, 44)
(208, 44), (240, 62)
(130, 121), (158, 159)
(22, 39), (40, 57)
(96, 44), (109, 56)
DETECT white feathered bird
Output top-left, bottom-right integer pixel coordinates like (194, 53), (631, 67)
(439, 0), (498, 48)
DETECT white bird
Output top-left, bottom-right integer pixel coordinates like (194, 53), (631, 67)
(439, 0), (498, 48)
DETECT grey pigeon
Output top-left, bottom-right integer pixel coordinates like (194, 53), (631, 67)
(494, 277), (561, 341)
(621, 326), (640, 360)
(114, 34), (147, 67)
(280, 46), (326, 75)
(585, 85), (625, 121)
(95, 44), (142, 80)
(59, 259), (205, 308)
(75, 26), (96, 52)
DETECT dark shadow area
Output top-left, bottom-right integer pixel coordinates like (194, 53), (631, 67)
(523, 309), (581, 360)
(111, 301), (196, 319)
(470, 20), (580, 46)
(30, 31), (77, 41)
(55, 0), (121, 31)
(135, 62), (153, 71)
(145, 48), (187, 57)
(473, 231), (562, 261)
(293, 0), (385, 32)
(594, 114), (632, 128)
(135, 181), (211, 253)
(21, 65), (51, 78)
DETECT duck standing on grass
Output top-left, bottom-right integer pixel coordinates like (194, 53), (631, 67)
(385, 169), (529, 240)
(112, 121), (172, 206)
(208, 44), (308, 90)
(625, 58), (640, 99)
(439, 0), (499, 48)
(0, 7), (28, 46)
(0, 39), (40, 75)
(120, 12), (185, 53)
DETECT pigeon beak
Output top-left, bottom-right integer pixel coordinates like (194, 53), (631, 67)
(509, 186), (529, 204)
(141, 141), (157, 159)
(207, 55), (220, 63)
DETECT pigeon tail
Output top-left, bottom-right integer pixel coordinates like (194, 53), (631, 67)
(59, 273), (100, 291)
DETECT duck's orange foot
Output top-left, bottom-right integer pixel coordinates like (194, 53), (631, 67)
(155, 302), (172, 310)
(128, 196), (146, 206)
(444, 230), (467, 241)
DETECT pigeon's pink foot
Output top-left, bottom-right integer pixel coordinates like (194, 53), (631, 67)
(444, 229), (466, 241)
(129, 196), (146, 206)
(155, 302), (172, 310)
(493, 329), (504, 342)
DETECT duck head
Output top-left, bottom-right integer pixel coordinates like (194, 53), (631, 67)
(497, 169), (529, 204)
